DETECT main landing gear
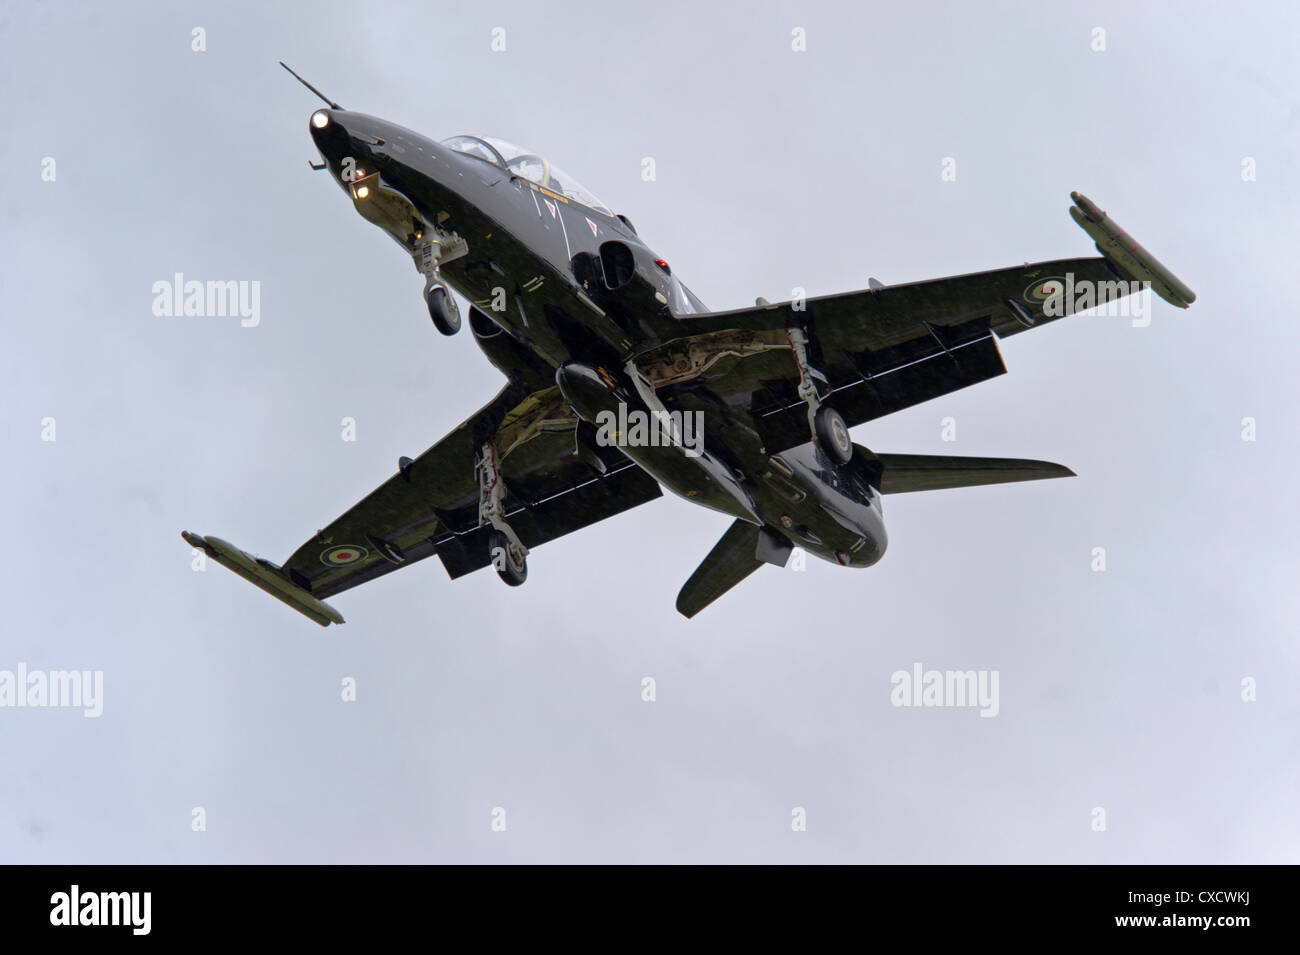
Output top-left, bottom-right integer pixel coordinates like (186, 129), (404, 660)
(477, 442), (528, 586)
(814, 404), (853, 465)
(787, 328), (853, 465)
(488, 528), (527, 586)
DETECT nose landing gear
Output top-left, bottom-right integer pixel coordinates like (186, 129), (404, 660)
(415, 231), (467, 335)
(425, 284), (461, 336)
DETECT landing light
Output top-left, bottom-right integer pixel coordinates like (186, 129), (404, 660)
(355, 185), (370, 199)
(311, 110), (330, 129)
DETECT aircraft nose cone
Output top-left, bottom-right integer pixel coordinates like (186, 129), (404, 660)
(309, 108), (337, 132)
(309, 109), (349, 159)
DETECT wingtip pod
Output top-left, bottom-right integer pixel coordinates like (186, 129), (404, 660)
(181, 530), (344, 627)
(1069, 191), (1196, 309)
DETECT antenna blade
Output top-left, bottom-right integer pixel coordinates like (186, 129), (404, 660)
(279, 61), (342, 110)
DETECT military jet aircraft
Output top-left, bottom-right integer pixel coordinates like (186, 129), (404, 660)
(181, 65), (1196, 624)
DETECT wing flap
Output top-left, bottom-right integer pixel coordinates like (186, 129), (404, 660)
(753, 324), (1007, 455)
(434, 463), (663, 580)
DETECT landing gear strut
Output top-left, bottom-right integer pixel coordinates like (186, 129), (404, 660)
(788, 328), (852, 465)
(416, 233), (466, 335)
(477, 442), (528, 586)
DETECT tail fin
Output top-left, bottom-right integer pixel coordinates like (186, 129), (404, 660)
(676, 520), (767, 618)
(868, 453), (1074, 494)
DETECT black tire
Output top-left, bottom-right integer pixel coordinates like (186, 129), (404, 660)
(426, 285), (461, 335)
(814, 405), (853, 465)
(488, 530), (527, 587)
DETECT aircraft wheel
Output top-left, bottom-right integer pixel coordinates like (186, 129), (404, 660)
(426, 285), (461, 336)
(814, 405), (853, 465)
(489, 530), (527, 587)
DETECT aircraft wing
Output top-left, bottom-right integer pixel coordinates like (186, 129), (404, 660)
(185, 383), (662, 624)
(648, 257), (1102, 455)
(644, 193), (1193, 457)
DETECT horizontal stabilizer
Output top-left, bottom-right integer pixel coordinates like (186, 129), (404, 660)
(181, 531), (345, 627)
(868, 453), (1075, 494)
(676, 519), (765, 619)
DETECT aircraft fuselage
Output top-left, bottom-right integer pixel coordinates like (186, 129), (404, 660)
(307, 109), (886, 570)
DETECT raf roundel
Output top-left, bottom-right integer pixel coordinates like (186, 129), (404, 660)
(321, 545), (368, 566)
(1023, 276), (1067, 305)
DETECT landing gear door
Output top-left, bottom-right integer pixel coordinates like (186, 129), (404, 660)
(349, 170), (427, 251)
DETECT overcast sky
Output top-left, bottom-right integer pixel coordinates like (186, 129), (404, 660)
(2, 0), (1297, 863)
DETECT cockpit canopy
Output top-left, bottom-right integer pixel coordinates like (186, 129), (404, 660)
(443, 134), (708, 315)
(443, 135), (613, 216)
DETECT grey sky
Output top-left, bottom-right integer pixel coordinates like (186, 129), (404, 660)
(2, 0), (1297, 862)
